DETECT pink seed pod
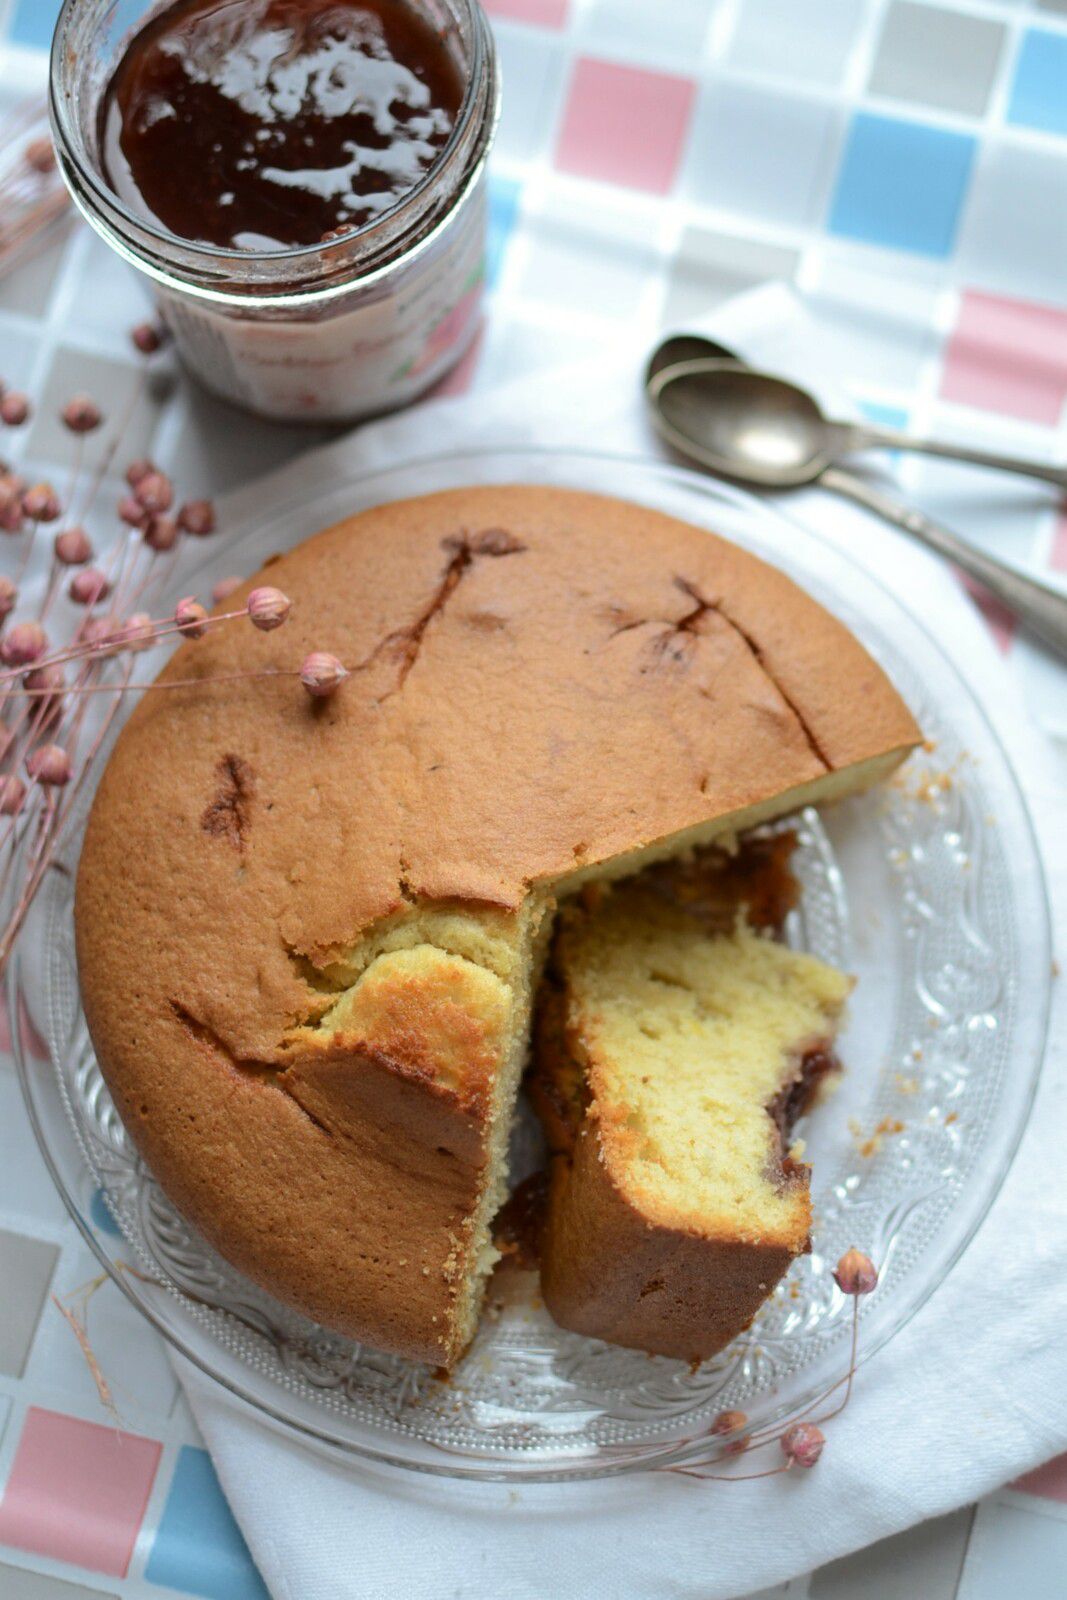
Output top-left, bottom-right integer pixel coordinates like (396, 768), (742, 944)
(0, 392), (30, 427)
(116, 612), (154, 652)
(68, 567), (111, 606)
(125, 457), (156, 489)
(710, 1409), (749, 1454)
(247, 586), (291, 631)
(0, 621), (47, 667)
(78, 614), (124, 656)
(22, 483), (61, 523)
(0, 774), (26, 815)
(212, 576), (242, 605)
(26, 743), (72, 787)
(24, 136), (55, 175)
(130, 321), (167, 355)
(118, 494), (147, 528)
(0, 575), (17, 621)
(300, 651), (348, 699)
(54, 526), (92, 565)
(781, 1423), (824, 1469)
(0, 723), (12, 763)
(174, 597), (208, 638)
(61, 394), (103, 434)
(833, 1248), (879, 1298)
(143, 514), (178, 552)
(133, 470), (173, 514)
(177, 499), (216, 537)
(23, 664), (66, 723)
(710, 1410), (748, 1436)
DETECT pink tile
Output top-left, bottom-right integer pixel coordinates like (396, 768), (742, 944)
(0, 1407), (162, 1577)
(1052, 513), (1067, 574)
(554, 57), (696, 194)
(959, 572), (1016, 655)
(482, 0), (570, 26)
(940, 290), (1067, 425)
(1013, 1452), (1067, 1504)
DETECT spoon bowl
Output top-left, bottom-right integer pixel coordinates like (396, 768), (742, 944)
(649, 359), (848, 488)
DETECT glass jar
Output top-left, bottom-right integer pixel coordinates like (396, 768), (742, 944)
(49, 0), (498, 423)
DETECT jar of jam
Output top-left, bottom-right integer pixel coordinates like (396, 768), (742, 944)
(49, 1), (498, 422)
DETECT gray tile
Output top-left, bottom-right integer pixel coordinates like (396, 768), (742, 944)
(0, 1229), (58, 1378)
(0, 1566), (117, 1600)
(0, 232), (71, 320)
(959, 1501), (1067, 1600)
(664, 226), (800, 324)
(869, 2), (1005, 117)
(810, 1505), (973, 1600)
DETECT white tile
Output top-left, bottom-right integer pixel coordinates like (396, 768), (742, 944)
(682, 79), (844, 230)
(959, 1500), (1067, 1600)
(24, 345), (163, 471)
(803, 255), (942, 394)
(61, 229), (156, 351)
(726, 0), (869, 87)
(493, 27), (567, 167)
(518, 193), (661, 321)
(24, 1244), (177, 1421)
(584, 0), (712, 67)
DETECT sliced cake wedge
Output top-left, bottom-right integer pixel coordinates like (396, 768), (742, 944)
(532, 840), (851, 1362)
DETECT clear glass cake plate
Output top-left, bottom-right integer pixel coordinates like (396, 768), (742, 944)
(11, 447), (1051, 1480)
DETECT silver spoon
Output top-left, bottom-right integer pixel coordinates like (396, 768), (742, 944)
(645, 340), (1067, 660)
(649, 357), (1067, 491)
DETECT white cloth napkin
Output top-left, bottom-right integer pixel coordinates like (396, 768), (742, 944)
(174, 286), (1067, 1600)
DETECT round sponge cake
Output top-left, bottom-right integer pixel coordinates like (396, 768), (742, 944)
(75, 485), (919, 1365)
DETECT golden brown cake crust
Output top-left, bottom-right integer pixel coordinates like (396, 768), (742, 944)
(540, 1134), (800, 1363)
(75, 486), (919, 1363)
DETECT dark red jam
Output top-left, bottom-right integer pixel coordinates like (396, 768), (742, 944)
(99, 0), (464, 250)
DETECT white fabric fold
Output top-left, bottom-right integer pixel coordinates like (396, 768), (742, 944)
(173, 285), (1066, 1600)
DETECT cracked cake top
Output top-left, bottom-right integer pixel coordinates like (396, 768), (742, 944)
(74, 485), (920, 1359)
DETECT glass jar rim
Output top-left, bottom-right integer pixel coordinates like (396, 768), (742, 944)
(49, 0), (496, 299)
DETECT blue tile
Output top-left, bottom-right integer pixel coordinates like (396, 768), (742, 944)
(859, 401), (909, 431)
(145, 1447), (269, 1600)
(10, 0), (63, 50)
(486, 176), (521, 289)
(90, 1187), (122, 1238)
(1007, 30), (1067, 138)
(828, 112), (977, 259)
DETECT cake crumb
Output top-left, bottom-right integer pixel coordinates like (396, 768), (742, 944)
(895, 1075), (920, 1095)
(850, 1115), (905, 1159)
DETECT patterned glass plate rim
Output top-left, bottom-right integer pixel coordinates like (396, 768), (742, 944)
(12, 446), (1051, 1481)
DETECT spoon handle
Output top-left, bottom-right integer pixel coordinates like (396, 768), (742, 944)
(819, 466), (1067, 661)
(838, 423), (1067, 491)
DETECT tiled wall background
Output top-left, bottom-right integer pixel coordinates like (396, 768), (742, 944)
(0, 0), (1065, 1596)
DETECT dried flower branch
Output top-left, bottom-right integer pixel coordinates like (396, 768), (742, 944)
(0, 103), (70, 282)
(664, 1248), (879, 1482)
